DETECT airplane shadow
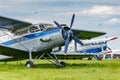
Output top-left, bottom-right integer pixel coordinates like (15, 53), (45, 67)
(34, 64), (58, 69)
(0, 61), (111, 69)
(33, 62), (108, 69)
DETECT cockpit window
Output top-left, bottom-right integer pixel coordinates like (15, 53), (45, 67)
(39, 24), (54, 31)
(44, 24), (54, 27)
(29, 23), (54, 33)
(39, 24), (46, 31)
(30, 25), (40, 33)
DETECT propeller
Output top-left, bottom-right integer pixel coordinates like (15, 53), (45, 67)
(54, 14), (84, 55)
(107, 47), (111, 50)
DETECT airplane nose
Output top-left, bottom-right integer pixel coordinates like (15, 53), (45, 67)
(61, 27), (73, 40)
(54, 14), (83, 54)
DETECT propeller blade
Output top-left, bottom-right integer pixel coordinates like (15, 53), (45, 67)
(54, 13), (84, 55)
(54, 21), (66, 32)
(72, 36), (84, 46)
(107, 47), (111, 50)
(64, 38), (70, 54)
(70, 13), (75, 29)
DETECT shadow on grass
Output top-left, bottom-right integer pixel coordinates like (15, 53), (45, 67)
(35, 64), (58, 69)
(34, 62), (116, 69)
(0, 60), (119, 69)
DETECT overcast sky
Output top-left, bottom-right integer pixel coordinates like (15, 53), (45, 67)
(0, 0), (120, 49)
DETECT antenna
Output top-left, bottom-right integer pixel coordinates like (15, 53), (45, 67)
(35, 11), (39, 24)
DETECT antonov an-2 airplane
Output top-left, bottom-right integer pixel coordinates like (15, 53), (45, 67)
(53, 36), (117, 60)
(0, 14), (106, 68)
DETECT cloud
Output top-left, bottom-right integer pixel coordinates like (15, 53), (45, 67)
(104, 18), (120, 24)
(81, 6), (120, 16)
(0, 4), (9, 9)
(60, 5), (120, 17)
(12, 0), (120, 4)
(23, 18), (50, 24)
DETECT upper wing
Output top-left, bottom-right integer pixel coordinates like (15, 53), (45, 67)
(72, 29), (106, 39)
(0, 16), (32, 30)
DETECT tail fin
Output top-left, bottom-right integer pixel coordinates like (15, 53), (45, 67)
(107, 37), (117, 42)
(109, 37), (117, 41)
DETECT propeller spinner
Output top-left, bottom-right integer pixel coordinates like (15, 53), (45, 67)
(54, 14), (84, 55)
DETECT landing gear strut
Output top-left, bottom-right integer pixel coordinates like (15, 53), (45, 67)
(43, 53), (67, 68)
(26, 49), (67, 68)
(26, 48), (34, 68)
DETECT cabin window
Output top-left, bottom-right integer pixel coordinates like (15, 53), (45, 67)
(44, 24), (54, 27)
(39, 24), (46, 31)
(84, 43), (91, 46)
(30, 26), (40, 33)
(15, 30), (28, 36)
(91, 43), (94, 45)
(99, 42), (104, 45)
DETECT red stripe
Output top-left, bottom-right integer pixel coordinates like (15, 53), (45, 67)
(110, 37), (117, 40)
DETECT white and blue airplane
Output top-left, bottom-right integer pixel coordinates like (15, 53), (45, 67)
(0, 14), (106, 67)
(53, 36), (117, 60)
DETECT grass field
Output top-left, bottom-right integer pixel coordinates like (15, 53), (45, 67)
(0, 59), (120, 80)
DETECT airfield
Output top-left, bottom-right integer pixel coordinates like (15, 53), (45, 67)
(0, 59), (119, 80)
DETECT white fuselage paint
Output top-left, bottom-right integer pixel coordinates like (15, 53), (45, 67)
(59, 37), (116, 55)
(0, 28), (65, 52)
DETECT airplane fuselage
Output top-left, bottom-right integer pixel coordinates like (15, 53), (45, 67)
(66, 37), (117, 55)
(79, 39), (107, 54)
(0, 25), (65, 53)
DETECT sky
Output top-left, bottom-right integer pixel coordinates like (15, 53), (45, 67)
(0, 0), (120, 49)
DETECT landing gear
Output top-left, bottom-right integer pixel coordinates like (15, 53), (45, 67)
(88, 56), (92, 60)
(26, 61), (34, 68)
(95, 55), (102, 60)
(26, 48), (35, 68)
(26, 48), (67, 68)
(60, 61), (67, 67)
(44, 53), (67, 68)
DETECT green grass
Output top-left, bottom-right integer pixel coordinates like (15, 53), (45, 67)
(0, 59), (120, 80)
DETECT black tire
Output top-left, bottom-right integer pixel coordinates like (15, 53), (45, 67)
(26, 61), (34, 68)
(88, 56), (93, 60)
(60, 61), (67, 67)
(97, 57), (102, 60)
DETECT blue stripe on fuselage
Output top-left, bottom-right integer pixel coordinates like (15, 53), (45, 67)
(2, 29), (60, 45)
(80, 46), (107, 54)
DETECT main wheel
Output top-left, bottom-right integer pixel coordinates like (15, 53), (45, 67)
(26, 61), (34, 68)
(97, 57), (102, 60)
(88, 56), (92, 60)
(60, 61), (67, 67)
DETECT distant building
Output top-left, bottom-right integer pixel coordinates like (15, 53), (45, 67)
(100, 50), (120, 59)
